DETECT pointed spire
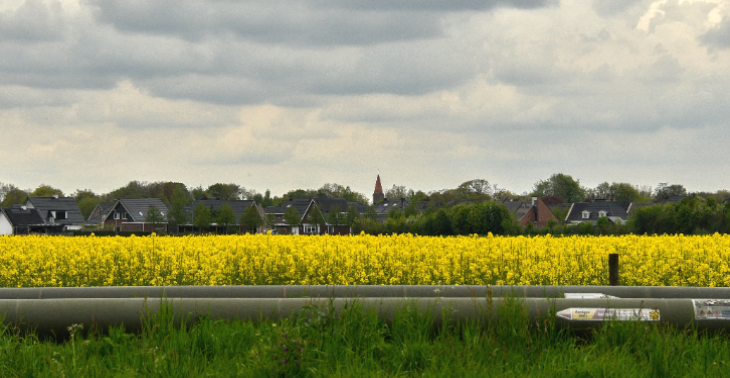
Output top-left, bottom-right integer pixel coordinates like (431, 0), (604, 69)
(374, 174), (383, 194)
(373, 174), (385, 204)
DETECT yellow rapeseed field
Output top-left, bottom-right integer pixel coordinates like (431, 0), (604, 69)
(1, 234), (729, 288)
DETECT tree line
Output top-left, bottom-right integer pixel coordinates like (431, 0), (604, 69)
(2, 174), (729, 236)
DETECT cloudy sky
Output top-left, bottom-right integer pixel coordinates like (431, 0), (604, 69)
(1, 0), (729, 199)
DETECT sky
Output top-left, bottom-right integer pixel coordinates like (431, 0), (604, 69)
(1, 0), (729, 199)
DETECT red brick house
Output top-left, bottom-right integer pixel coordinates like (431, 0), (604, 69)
(502, 197), (558, 228)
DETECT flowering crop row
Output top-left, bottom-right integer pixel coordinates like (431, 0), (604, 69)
(1, 234), (729, 287)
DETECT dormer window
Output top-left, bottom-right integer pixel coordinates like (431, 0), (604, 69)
(598, 210), (608, 217)
(50, 211), (67, 220)
(582, 210), (590, 219)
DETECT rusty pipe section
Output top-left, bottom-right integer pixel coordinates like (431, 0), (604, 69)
(2, 285), (730, 299)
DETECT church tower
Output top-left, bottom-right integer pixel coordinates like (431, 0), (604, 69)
(373, 174), (384, 204)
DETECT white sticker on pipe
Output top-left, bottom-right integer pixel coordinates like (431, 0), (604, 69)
(692, 300), (730, 320)
(564, 293), (619, 299)
(557, 308), (660, 321)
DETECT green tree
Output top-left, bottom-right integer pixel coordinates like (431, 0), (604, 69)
(315, 183), (369, 204)
(240, 205), (263, 233)
(283, 206), (301, 233)
(404, 201), (419, 218)
(363, 205), (377, 221)
(456, 179), (493, 199)
(327, 204), (342, 227)
(216, 203), (237, 234)
(159, 182), (188, 204)
(73, 189), (100, 219)
(31, 184), (64, 197)
(206, 183), (243, 200)
(193, 204), (212, 234)
(146, 205), (164, 232)
(168, 187), (190, 234)
(532, 174), (586, 203)
(384, 185), (408, 201)
(307, 207), (327, 234)
(346, 204), (360, 227)
(422, 208), (453, 236)
(103, 181), (152, 202)
(191, 186), (207, 200)
(77, 197), (101, 220)
(596, 216), (610, 235)
(610, 183), (642, 203)
(1, 187), (28, 208)
(654, 183), (687, 200)
(0, 182), (14, 203)
(264, 213), (276, 232)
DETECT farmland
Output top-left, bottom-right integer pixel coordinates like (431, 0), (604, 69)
(1, 233), (729, 288)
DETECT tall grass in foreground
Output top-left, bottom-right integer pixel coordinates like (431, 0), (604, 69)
(1, 299), (729, 377)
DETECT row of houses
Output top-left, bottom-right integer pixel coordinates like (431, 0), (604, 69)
(0, 194), (367, 236)
(0, 175), (690, 236)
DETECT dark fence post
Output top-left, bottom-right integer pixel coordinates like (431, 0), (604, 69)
(609, 253), (619, 286)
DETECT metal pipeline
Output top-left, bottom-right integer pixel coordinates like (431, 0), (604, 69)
(2, 285), (730, 299)
(2, 297), (729, 338)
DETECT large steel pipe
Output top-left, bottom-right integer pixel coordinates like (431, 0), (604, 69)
(3, 285), (730, 299)
(2, 297), (729, 338)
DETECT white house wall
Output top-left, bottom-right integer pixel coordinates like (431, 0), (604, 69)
(0, 213), (13, 235)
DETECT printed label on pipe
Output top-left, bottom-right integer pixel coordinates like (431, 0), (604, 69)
(564, 293), (619, 299)
(557, 308), (660, 321)
(692, 300), (730, 320)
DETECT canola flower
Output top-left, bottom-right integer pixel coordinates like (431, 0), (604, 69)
(1, 234), (729, 288)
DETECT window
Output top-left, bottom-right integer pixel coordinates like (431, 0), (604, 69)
(598, 210), (607, 217)
(582, 210), (590, 219)
(303, 224), (320, 234)
(114, 213), (120, 220)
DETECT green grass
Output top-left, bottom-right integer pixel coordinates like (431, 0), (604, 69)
(1, 299), (730, 377)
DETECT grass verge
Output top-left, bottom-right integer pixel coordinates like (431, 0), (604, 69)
(1, 299), (729, 377)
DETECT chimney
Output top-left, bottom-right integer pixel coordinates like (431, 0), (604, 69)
(532, 197), (537, 206)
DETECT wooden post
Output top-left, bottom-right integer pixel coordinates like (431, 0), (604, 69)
(609, 253), (619, 286)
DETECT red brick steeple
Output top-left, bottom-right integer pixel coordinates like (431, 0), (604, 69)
(373, 174), (384, 204)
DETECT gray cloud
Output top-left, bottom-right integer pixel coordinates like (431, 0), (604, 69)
(0, 0), (66, 42)
(701, 18), (730, 50)
(88, 0), (557, 46)
(319, 0), (559, 11)
(591, 0), (650, 17)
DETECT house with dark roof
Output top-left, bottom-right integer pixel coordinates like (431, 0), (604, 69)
(313, 197), (359, 235)
(181, 198), (265, 233)
(265, 198), (336, 235)
(86, 202), (114, 225)
(372, 198), (441, 222)
(0, 205), (47, 235)
(502, 197), (559, 228)
(103, 198), (169, 232)
(373, 198), (407, 222)
(24, 195), (86, 233)
(658, 195), (690, 204)
(565, 199), (632, 225)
